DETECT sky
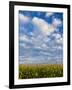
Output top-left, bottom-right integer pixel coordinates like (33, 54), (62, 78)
(19, 10), (63, 64)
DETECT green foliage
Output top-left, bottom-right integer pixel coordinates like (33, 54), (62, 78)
(19, 64), (63, 79)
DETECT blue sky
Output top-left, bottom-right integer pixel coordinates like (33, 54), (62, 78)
(19, 10), (63, 64)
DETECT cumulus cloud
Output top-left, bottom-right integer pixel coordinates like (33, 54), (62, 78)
(19, 33), (49, 51)
(45, 12), (54, 17)
(41, 43), (48, 48)
(20, 43), (30, 49)
(32, 17), (56, 36)
(50, 33), (63, 45)
(52, 18), (62, 27)
(19, 13), (63, 63)
(19, 13), (30, 23)
(56, 37), (63, 44)
(58, 46), (63, 50)
(52, 33), (61, 39)
(19, 35), (29, 42)
(31, 36), (46, 49)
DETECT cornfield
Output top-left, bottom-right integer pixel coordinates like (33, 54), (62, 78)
(19, 64), (63, 79)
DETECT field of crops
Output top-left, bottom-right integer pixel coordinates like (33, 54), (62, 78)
(19, 64), (63, 79)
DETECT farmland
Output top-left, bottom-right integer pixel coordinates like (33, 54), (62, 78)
(19, 64), (63, 79)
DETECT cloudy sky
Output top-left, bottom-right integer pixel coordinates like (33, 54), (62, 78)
(19, 10), (63, 64)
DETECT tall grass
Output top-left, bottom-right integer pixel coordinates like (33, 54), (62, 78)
(19, 64), (63, 79)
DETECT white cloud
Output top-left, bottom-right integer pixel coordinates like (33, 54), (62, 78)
(45, 12), (54, 17)
(19, 34), (47, 50)
(52, 33), (61, 39)
(19, 34), (45, 50)
(58, 46), (63, 50)
(56, 37), (63, 44)
(41, 43), (48, 48)
(52, 18), (62, 27)
(20, 43), (30, 49)
(52, 45), (62, 50)
(39, 51), (49, 55)
(19, 35), (29, 42)
(19, 13), (30, 23)
(32, 17), (56, 36)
